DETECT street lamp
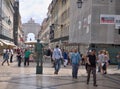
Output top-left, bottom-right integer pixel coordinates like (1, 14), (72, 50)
(77, 0), (83, 8)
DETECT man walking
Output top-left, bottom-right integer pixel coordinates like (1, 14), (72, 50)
(71, 48), (81, 79)
(87, 49), (98, 87)
(52, 45), (63, 74)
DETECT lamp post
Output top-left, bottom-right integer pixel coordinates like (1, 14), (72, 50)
(77, 0), (83, 8)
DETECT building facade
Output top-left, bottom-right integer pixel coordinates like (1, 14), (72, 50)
(39, 17), (50, 44)
(49, 0), (70, 49)
(69, 0), (120, 64)
(0, 0), (15, 42)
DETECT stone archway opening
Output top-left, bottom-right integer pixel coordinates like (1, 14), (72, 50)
(27, 33), (36, 41)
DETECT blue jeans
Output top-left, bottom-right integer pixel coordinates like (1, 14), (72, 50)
(72, 64), (79, 78)
(118, 62), (120, 69)
(54, 59), (61, 72)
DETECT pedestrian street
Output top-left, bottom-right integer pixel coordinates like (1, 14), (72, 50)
(0, 58), (120, 89)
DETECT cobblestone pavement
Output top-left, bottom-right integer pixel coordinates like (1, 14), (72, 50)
(0, 57), (120, 89)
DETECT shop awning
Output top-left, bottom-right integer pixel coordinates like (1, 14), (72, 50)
(0, 39), (16, 47)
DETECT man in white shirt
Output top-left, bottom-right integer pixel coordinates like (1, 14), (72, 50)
(52, 45), (62, 74)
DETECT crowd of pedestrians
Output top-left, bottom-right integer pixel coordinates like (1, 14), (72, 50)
(47, 45), (120, 87)
(1, 45), (120, 87)
(1, 48), (32, 67)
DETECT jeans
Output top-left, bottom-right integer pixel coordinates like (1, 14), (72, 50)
(54, 59), (61, 73)
(72, 64), (79, 78)
(118, 62), (120, 69)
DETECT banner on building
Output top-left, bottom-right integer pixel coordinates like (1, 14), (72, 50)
(100, 14), (120, 29)
(100, 14), (115, 24)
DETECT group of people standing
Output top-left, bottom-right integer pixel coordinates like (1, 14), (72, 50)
(1, 48), (32, 67)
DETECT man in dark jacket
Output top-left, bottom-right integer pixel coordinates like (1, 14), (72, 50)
(87, 49), (98, 87)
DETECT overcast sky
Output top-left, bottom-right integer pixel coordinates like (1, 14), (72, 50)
(19, 0), (52, 24)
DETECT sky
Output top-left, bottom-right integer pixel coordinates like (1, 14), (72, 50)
(19, 0), (52, 24)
